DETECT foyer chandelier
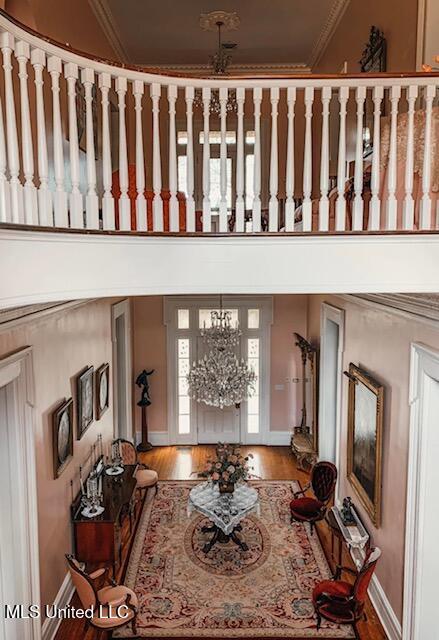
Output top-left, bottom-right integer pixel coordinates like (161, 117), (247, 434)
(187, 310), (256, 408)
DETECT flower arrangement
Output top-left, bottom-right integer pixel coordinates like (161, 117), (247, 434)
(200, 443), (254, 493)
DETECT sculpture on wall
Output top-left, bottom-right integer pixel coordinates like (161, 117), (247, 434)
(135, 369), (155, 451)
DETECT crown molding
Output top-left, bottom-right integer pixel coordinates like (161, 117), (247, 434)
(308, 0), (351, 69)
(88, 0), (130, 63)
(338, 294), (439, 327)
(137, 62), (311, 75)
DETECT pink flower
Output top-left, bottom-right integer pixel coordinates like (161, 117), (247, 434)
(212, 472), (220, 481)
(222, 472), (230, 481)
(215, 462), (222, 470)
(227, 465), (235, 474)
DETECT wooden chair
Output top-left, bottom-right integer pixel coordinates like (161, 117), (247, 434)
(290, 461), (337, 533)
(115, 438), (158, 495)
(312, 546), (381, 636)
(65, 554), (137, 635)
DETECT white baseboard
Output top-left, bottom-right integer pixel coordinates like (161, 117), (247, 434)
(368, 574), (402, 640)
(264, 431), (291, 445)
(149, 431), (170, 446)
(41, 572), (75, 640)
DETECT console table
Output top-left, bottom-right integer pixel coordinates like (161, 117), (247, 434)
(71, 464), (137, 575)
(326, 505), (370, 576)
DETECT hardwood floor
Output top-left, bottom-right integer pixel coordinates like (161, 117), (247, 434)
(56, 445), (387, 640)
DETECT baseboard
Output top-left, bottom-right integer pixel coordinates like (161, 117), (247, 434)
(368, 574), (402, 640)
(149, 431), (170, 446)
(264, 431), (291, 445)
(41, 572), (75, 640)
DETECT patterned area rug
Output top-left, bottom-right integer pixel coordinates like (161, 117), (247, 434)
(114, 481), (354, 638)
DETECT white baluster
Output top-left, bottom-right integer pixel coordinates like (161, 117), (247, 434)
(402, 86), (418, 231)
(269, 87), (279, 232)
(99, 73), (115, 230)
(48, 55), (68, 227)
(15, 40), (37, 225)
(252, 87), (262, 232)
(352, 86), (366, 230)
(202, 86), (211, 233)
(82, 68), (99, 229)
(235, 87), (245, 233)
(151, 82), (163, 232)
(319, 86), (331, 232)
(65, 63), (83, 228)
(369, 86), (383, 230)
(302, 86), (314, 232)
(335, 86), (349, 231)
(285, 87), (296, 232)
(116, 76), (130, 230)
(1, 32), (22, 223)
(385, 85), (401, 230)
(0, 94), (9, 222)
(168, 84), (179, 232)
(219, 87), (228, 232)
(420, 84), (435, 230)
(185, 86), (195, 232)
(133, 80), (146, 231)
(31, 48), (52, 226)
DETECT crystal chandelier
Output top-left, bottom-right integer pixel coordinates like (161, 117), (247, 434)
(187, 310), (256, 408)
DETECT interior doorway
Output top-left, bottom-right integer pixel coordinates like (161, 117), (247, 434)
(319, 304), (344, 485)
(112, 300), (133, 441)
(0, 348), (40, 640)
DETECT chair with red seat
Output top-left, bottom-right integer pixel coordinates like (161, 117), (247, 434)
(290, 461), (337, 533)
(312, 546), (381, 635)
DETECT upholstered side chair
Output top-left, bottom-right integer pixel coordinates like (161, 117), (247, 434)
(115, 438), (159, 495)
(312, 546), (381, 635)
(65, 554), (138, 635)
(290, 461), (337, 533)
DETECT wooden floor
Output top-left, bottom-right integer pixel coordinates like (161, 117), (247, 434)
(56, 445), (387, 640)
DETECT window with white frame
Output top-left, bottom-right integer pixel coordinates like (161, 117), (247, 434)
(177, 307), (191, 436)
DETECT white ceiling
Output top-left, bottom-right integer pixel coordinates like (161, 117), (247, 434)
(90, 0), (350, 71)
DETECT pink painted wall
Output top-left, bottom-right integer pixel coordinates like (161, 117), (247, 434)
(0, 300), (116, 612)
(307, 295), (439, 622)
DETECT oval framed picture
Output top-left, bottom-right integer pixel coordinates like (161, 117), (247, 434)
(96, 363), (110, 420)
(53, 398), (74, 478)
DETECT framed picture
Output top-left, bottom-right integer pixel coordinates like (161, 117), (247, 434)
(53, 398), (74, 478)
(77, 366), (94, 439)
(347, 363), (384, 527)
(96, 363), (110, 420)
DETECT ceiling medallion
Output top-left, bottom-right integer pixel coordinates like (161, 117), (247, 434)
(199, 10), (240, 33)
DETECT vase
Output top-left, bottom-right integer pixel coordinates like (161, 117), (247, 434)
(219, 481), (235, 494)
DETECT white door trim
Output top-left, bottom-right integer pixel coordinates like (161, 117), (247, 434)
(111, 299), (133, 441)
(0, 347), (41, 640)
(319, 303), (345, 499)
(403, 342), (439, 639)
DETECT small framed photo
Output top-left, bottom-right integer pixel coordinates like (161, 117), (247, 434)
(96, 363), (110, 420)
(53, 398), (74, 478)
(77, 366), (94, 439)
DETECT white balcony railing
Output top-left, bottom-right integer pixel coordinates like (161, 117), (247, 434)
(0, 11), (438, 236)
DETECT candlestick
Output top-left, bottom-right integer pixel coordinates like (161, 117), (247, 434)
(79, 466), (85, 495)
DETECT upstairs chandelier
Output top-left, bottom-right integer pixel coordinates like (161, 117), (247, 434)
(187, 309), (256, 409)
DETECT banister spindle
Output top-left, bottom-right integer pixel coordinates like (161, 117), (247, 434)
(1, 32), (22, 223)
(0, 94), (8, 222)
(402, 85), (418, 231)
(252, 87), (262, 232)
(99, 73), (115, 230)
(133, 80), (146, 231)
(48, 55), (68, 227)
(369, 86), (383, 230)
(302, 86), (314, 232)
(168, 84), (179, 232)
(269, 87), (279, 232)
(185, 86), (195, 232)
(82, 68), (99, 229)
(335, 86), (349, 231)
(352, 85), (366, 231)
(202, 86), (211, 233)
(65, 63), (83, 228)
(219, 87), (228, 232)
(235, 87), (245, 233)
(319, 86), (331, 232)
(15, 40), (37, 225)
(420, 84), (435, 230)
(31, 48), (52, 226)
(116, 76), (130, 230)
(385, 85), (401, 230)
(151, 82), (163, 232)
(285, 87), (296, 232)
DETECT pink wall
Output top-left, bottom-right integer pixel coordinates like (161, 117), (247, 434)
(307, 295), (439, 622)
(0, 299), (116, 611)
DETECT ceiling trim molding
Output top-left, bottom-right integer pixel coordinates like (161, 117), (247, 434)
(88, 0), (130, 63)
(308, 0), (351, 69)
(0, 300), (93, 333)
(137, 62), (312, 75)
(337, 294), (439, 328)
